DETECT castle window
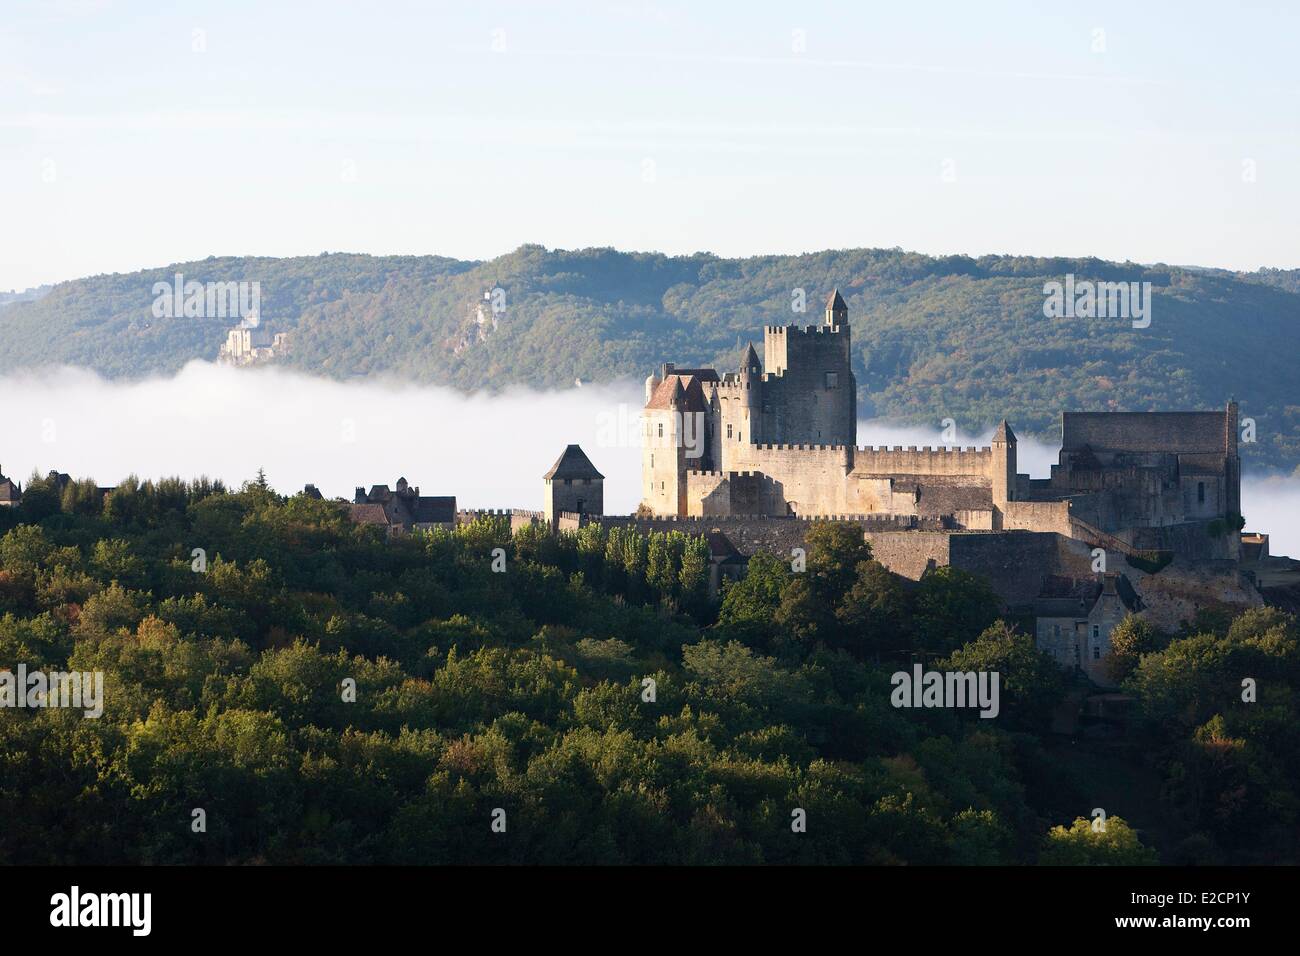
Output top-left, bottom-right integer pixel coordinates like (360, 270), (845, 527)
(726, 424), (733, 439)
(1093, 646), (1101, 660)
(1197, 481), (1205, 503)
(825, 372), (838, 389)
(658, 423), (664, 439)
(1092, 624), (1100, 640)
(564, 479), (571, 486)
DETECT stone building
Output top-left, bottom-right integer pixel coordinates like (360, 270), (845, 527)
(705, 530), (748, 599)
(632, 288), (1259, 645)
(1034, 574), (1141, 686)
(218, 321), (289, 366)
(1019, 405), (1243, 559)
(0, 466), (20, 507)
(348, 477), (455, 534)
(543, 445), (604, 525)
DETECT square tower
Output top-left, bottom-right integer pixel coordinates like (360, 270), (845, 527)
(544, 445), (604, 523)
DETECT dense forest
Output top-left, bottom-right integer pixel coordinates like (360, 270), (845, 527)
(2, 247), (1298, 472)
(1, 472), (1296, 865)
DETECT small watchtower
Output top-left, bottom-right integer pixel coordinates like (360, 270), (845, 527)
(825, 288), (848, 327)
(991, 419), (1017, 521)
(543, 444), (605, 523)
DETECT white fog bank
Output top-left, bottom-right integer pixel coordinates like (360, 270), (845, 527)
(0, 363), (1295, 556)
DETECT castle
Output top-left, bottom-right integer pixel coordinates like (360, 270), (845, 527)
(217, 319), (290, 366)
(631, 290), (1261, 684)
(641, 290), (1243, 562)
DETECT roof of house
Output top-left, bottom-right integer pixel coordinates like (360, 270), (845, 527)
(1061, 410), (1227, 455)
(706, 530), (746, 563)
(1034, 573), (1140, 618)
(826, 289), (847, 312)
(1101, 572), (1142, 612)
(646, 374), (710, 412)
(662, 365), (720, 383)
(993, 420), (1017, 444)
(410, 496), (457, 524)
(544, 444), (604, 481)
(347, 503), (391, 526)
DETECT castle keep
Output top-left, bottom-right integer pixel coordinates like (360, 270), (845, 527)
(641, 290), (1242, 561)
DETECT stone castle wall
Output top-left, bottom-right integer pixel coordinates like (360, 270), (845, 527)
(864, 529), (1098, 607)
(851, 445), (992, 477)
(1002, 500), (1073, 535)
(709, 442), (852, 515)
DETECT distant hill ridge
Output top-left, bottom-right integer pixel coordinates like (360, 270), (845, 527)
(3, 245), (1298, 472)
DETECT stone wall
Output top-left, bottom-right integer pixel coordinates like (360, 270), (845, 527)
(722, 442), (851, 515)
(948, 532), (1097, 607)
(851, 445), (991, 477)
(864, 529), (1097, 608)
(1002, 500), (1073, 535)
(862, 530), (952, 579)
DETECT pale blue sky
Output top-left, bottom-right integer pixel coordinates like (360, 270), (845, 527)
(3, 0), (1297, 289)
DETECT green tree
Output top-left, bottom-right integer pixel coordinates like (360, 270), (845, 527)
(835, 559), (908, 660)
(1039, 815), (1158, 865)
(1105, 614), (1161, 683)
(913, 566), (1000, 655)
(940, 622), (1066, 729)
(804, 521), (872, 600)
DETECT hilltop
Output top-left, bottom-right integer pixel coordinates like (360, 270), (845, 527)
(2, 245), (1298, 472)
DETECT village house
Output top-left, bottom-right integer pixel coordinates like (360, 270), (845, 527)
(1033, 574), (1141, 686)
(342, 477), (456, 535)
(0, 465), (20, 507)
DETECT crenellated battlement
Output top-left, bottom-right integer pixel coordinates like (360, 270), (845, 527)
(854, 445), (990, 454)
(764, 323), (847, 336)
(850, 444), (993, 480)
(708, 379), (756, 393)
(752, 442), (849, 453)
(458, 508), (544, 518)
(686, 469), (772, 479)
